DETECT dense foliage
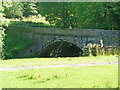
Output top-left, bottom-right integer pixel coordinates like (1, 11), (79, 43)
(3, 2), (23, 18)
(2, 2), (119, 29)
(3, 2), (38, 18)
(0, 2), (9, 59)
(39, 2), (120, 30)
(23, 2), (38, 17)
(4, 26), (35, 59)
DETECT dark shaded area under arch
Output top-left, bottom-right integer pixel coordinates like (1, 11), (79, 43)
(39, 41), (83, 57)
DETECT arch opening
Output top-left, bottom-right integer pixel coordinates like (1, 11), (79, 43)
(39, 41), (83, 57)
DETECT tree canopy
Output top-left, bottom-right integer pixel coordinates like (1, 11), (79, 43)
(38, 2), (119, 30)
(23, 2), (38, 17)
(3, 2), (23, 18)
(1, 2), (119, 30)
(0, 1), (9, 58)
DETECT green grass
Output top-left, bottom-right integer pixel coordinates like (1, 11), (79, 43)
(9, 21), (53, 28)
(4, 26), (35, 59)
(6, 15), (55, 28)
(7, 15), (49, 24)
(1, 55), (118, 67)
(1, 64), (118, 88)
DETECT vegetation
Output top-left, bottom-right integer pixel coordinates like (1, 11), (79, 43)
(9, 15), (49, 24)
(8, 21), (52, 28)
(3, 2), (38, 18)
(1, 64), (118, 88)
(0, 2), (119, 88)
(3, 26), (35, 59)
(3, 2), (23, 18)
(39, 2), (120, 29)
(2, 2), (120, 30)
(1, 55), (118, 68)
(23, 2), (38, 17)
(0, 1), (9, 59)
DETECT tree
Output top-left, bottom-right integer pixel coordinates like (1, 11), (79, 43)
(104, 2), (120, 29)
(23, 2), (38, 17)
(38, 2), (78, 28)
(0, 2), (5, 55)
(0, 1), (9, 59)
(38, 2), (120, 30)
(87, 2), (120, 30)
(3, 2), (23, 18)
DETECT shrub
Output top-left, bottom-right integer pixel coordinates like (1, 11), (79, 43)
(0, 30), (5, 59)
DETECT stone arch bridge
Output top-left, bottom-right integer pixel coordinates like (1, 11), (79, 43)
(17, 27), (119, 58)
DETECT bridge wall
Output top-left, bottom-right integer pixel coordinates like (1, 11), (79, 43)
(17, 27), (119, 58)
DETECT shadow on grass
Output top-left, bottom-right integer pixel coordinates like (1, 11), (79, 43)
(8, 21), (54, 28)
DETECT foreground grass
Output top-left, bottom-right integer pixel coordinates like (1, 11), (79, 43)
(0, 55), (118, 67)
(1, 64), (118, 88)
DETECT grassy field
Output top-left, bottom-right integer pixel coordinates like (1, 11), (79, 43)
(1, 56), (118, 88)
(1, 55), (118, 67)
(1, 64), (118, 88)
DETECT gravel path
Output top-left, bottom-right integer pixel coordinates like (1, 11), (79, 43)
(0, 62), (119, 71)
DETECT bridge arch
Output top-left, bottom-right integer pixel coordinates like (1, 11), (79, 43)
(39, 40), (83, 57)
(16, 27), (119, 58)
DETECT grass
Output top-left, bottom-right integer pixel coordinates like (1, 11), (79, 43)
(1, 64), (118, 88)
(7, 15), (49, 24)
(4, 26), (35, 59)
(0, 55), (118, 67)
(8, 21), (53, 28)
(7, 15), (54, 28)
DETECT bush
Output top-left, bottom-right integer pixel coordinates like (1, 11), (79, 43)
(0, 30), (5, 59)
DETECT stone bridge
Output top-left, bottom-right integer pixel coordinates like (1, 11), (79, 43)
(18, 27), (119, 58)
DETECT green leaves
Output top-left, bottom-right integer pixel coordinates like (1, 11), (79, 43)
(1, 2), (119, 29)
(39, 2), (120, 30)
(23, 2), (38, 17)
(3, 2), (23, 18)
(0, 1), (9, 59)
(3, 2), (38, 18)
